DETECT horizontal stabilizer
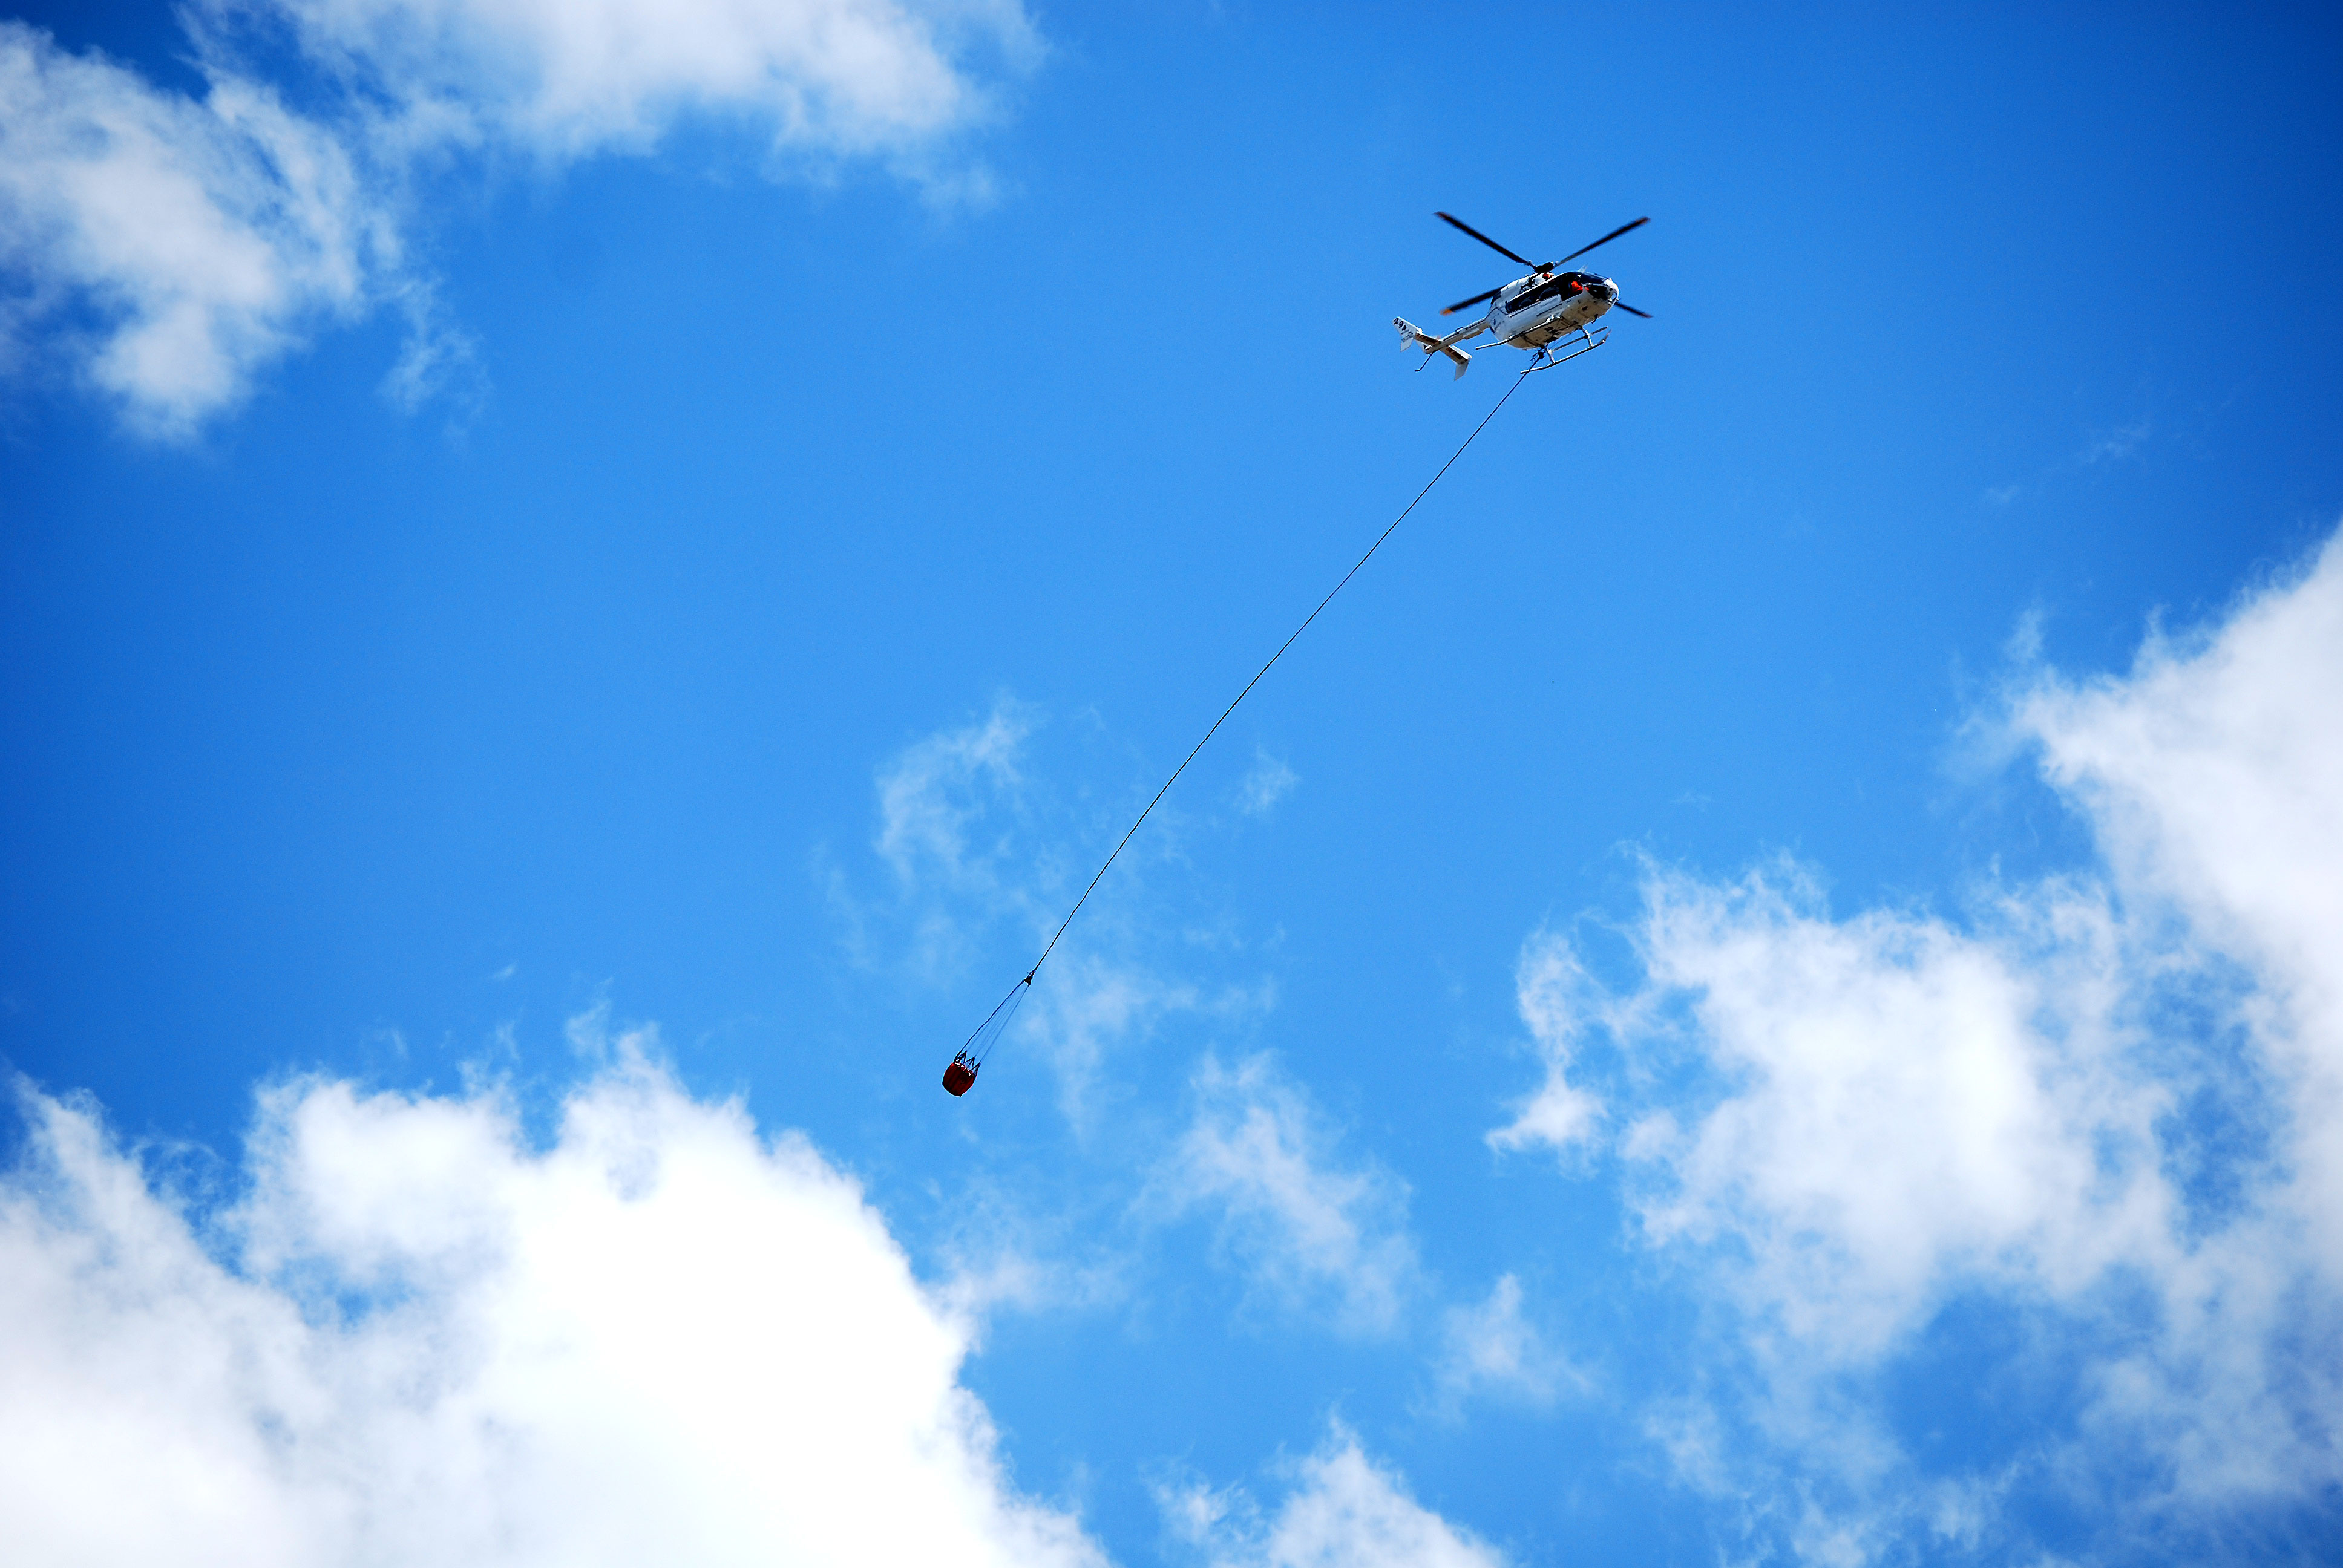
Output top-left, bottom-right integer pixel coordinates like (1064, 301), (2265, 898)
(1392, 317), (1473, 379)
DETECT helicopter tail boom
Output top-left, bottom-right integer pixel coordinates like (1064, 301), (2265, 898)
(1393, 317), (1475, 379)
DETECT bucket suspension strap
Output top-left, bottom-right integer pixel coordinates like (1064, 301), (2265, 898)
(959, 973), (1032, 1069)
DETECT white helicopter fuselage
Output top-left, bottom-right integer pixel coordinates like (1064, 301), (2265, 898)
(1478, 270), (1617, 347)
(1394, 269), (1623, 378)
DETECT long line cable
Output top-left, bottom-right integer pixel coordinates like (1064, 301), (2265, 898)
(958, 365), (1533, 1069)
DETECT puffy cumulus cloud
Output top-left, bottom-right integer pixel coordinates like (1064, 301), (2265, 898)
(0, 24), (394, 436)
(1161, 1054), (1418, 1336)
(2, 0), (1032, 431)
(1159, 1424), (1506, 1568)
(0, 1039), (1107, 1567)
(2018, 534), (2343, 1276)
(1612, 863), (2166, 1354)
(1492, 529), (2343, 1539)
(251, 0), (1038, 171)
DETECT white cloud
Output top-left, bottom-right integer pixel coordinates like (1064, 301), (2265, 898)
(1160, 1424), (1506, 1568)
(0, 1033), (1107, 1566)
(1237, 751), (1297, 817)
(2017, 535), (2343, 1277)
(1486, 935), (1604, 1156)
(2, 0), (1034, 431)
(1493, 528), (2343, 1530)
(1429, 1273), (1581, 1413)
(1163, 1054), (1417, 1336)
(1017, 949), (1209, 1125)
(875, 701), (1033, 901)
(1617, 863), (2166, 1355)
(0, 24), (390, 436)
(857, 698), (1068, 989)
(254, 0), (1036, 169)
(2079, 417), (2151, 465)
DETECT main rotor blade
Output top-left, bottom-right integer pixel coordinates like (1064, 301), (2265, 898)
(1548, 216), (1649, 269)
(1611, 301), (1652, 318)
(1440, 286), (1504, 316)
(1435, 212), (1536, 270)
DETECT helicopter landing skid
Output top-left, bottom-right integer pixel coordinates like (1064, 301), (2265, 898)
(1524, 323), (1608, 371)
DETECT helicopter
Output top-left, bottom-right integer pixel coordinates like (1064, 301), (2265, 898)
(1394, 212), (1651, 377)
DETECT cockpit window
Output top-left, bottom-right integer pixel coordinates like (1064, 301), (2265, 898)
(1504, 275), (1582, 314)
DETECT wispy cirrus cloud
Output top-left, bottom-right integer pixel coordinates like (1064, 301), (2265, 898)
(1428, 1273), (1584, 1415)
(1158, 1423), (1506, 1568)
(862, 699), (1045, 978)
(1486, 935), (1605, 1158)
(1236, 750), (1298, 817)
(0, 1025), (1105, 1566)
(1160, 1053), (1418, 1337)
(845, 699), (1281, 1123)
(2079, 415), (2152, 465)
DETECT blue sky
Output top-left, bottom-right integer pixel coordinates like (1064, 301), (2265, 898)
(4, 2), (2341, 1563)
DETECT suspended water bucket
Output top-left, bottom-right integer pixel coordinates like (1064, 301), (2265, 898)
(942, 1053), (979, 1096)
